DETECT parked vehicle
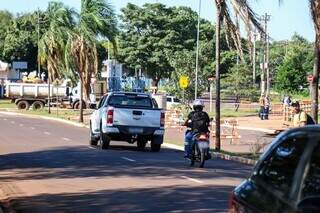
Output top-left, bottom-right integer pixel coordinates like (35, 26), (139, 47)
(229, 126), (320, 213)
(189, 132), (211, 168)
(89, 92), (165, 152)
(6, 82), (98, 110)
(166, 96), (181, 109)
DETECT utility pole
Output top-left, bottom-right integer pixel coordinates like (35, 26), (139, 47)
(253, 29), (257, 85)
(195, 0), (201, 100)
(37, 8), (41, 77)
(266, 32), (270, 96)
(260, 13), (270, 96)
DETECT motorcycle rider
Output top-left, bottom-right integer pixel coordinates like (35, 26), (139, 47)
(184, 99), (211, 158)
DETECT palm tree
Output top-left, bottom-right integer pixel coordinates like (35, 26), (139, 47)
(213, 0), (263, 150)
(66, 0), (117, 122)
(39, 2), (75, 82)
(39, 2), (75, 114)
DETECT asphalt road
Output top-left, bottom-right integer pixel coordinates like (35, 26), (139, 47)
(0, 113), (252, 213)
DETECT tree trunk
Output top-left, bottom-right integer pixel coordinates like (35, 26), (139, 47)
(311, 0), (320, 123)
(311, 35), (319, 123)
(79, 78), (84, 123)
(215, 1), (221, 151)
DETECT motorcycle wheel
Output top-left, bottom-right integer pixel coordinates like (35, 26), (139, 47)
(199, 150), (205, 168)
(190, 144), (196, 166)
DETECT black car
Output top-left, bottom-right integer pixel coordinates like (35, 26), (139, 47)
(230, 126), (320, 213)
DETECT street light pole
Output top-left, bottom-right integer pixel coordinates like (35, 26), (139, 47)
(37, 8), (41, 77)
(195, 0), (201, 100)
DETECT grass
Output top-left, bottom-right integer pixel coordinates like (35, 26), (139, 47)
(0, 99), (16, 109)
(208, 108), (258, 118)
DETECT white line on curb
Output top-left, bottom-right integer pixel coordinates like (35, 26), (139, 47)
(180, 176), (204, 184)
(44, 131), (51, 135)
(62, 137), (71, 142)
(121, 157), (136, 162)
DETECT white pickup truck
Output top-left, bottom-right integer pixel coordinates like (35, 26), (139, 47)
(89, 92), (165, 152)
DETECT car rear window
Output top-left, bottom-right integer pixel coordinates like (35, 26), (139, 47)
(108, 95), (152, 108)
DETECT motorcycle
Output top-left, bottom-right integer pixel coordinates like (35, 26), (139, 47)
(189, 132), (211, 168)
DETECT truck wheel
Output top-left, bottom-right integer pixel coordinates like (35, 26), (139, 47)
(89, 123), (98, 146)
(137, 139), (147, 151)
(17, 101), (30, 110)
(32, 101), (44, 110)
(151, 143), (161, 152)
(73, 101), (86, 110)
(100, 133), (110, 149)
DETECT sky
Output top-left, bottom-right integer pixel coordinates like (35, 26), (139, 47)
(0, 0), (315, 42)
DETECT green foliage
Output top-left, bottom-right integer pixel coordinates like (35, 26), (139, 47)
(222, 63), (259, 101)
(2, 11), (47, 72)
(274, 34), (314, 93)
(0, 11), (13, 59)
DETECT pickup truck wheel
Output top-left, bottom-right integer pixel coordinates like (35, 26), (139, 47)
(17, 100), (30, 110)
(32, 101), (44, 110)
(100, 133), (110, 149)
(137, 139), (147, 150)
(89, 123), (98, 146)
(151, 136), (163, 152)
(151, 143), (161, 152)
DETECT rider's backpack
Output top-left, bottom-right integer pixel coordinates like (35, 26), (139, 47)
(190, 111), (209, 133)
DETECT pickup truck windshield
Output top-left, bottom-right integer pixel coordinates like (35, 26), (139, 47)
(108, 95), (152, 108)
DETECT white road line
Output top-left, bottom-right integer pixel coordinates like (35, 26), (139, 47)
(121, 157), (136, 162)
(62, 137), (71, 142)
(3, 118), (7, 121)
(10, 121), (15, 124)
(88, 145), (97, 150)
(30, 127), (35, 130)
(19, 124), (24, 127)
(180, 176), (204, 184)
(44, 131), (51, 135)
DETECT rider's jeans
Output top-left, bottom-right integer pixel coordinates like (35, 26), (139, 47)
(184, 131), (195, 157)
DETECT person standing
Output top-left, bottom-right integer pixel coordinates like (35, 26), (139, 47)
(292, 101), (308, 127)
(259, 95), (265, 120)
(263, 95), (271, 120)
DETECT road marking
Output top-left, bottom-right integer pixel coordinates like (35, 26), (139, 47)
(3, 118), (7, 121)
(180, 176), (204, 184)
(44, 131), (51, 135)
(10, 121), (15, 124)
(88, 145), (97, 150)
(19, 124), (24, 127)
(121, 157), (136, 162)
(62, 137), (71, 142)
(30, 127), (35, 130)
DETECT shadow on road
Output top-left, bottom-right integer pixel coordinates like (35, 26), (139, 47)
(13, 185), (233, 213)
(0, 146), (251, 182)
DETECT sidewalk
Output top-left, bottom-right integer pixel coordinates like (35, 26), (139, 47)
(164, 115), (288, 154)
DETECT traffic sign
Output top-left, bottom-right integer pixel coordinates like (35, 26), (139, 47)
(307, 74), (314, 82)
(179, 76), (189, 89)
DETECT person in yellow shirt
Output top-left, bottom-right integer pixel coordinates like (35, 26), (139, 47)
(292, 101), (307, 127)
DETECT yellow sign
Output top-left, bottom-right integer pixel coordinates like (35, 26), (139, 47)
(179, 76), (189, 89)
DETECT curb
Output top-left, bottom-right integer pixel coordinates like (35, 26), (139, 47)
(163, 143), (257, 165)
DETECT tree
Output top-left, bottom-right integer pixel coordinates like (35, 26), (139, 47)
(2, 12), (45, 72)
(274, 36), (314, 93)
(39, 2), (75, 82)
(276, 0), (320, 123)
(0, 11), (13, 59)
(66, 0), (117, 122)
(213, 0), (263, 151)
